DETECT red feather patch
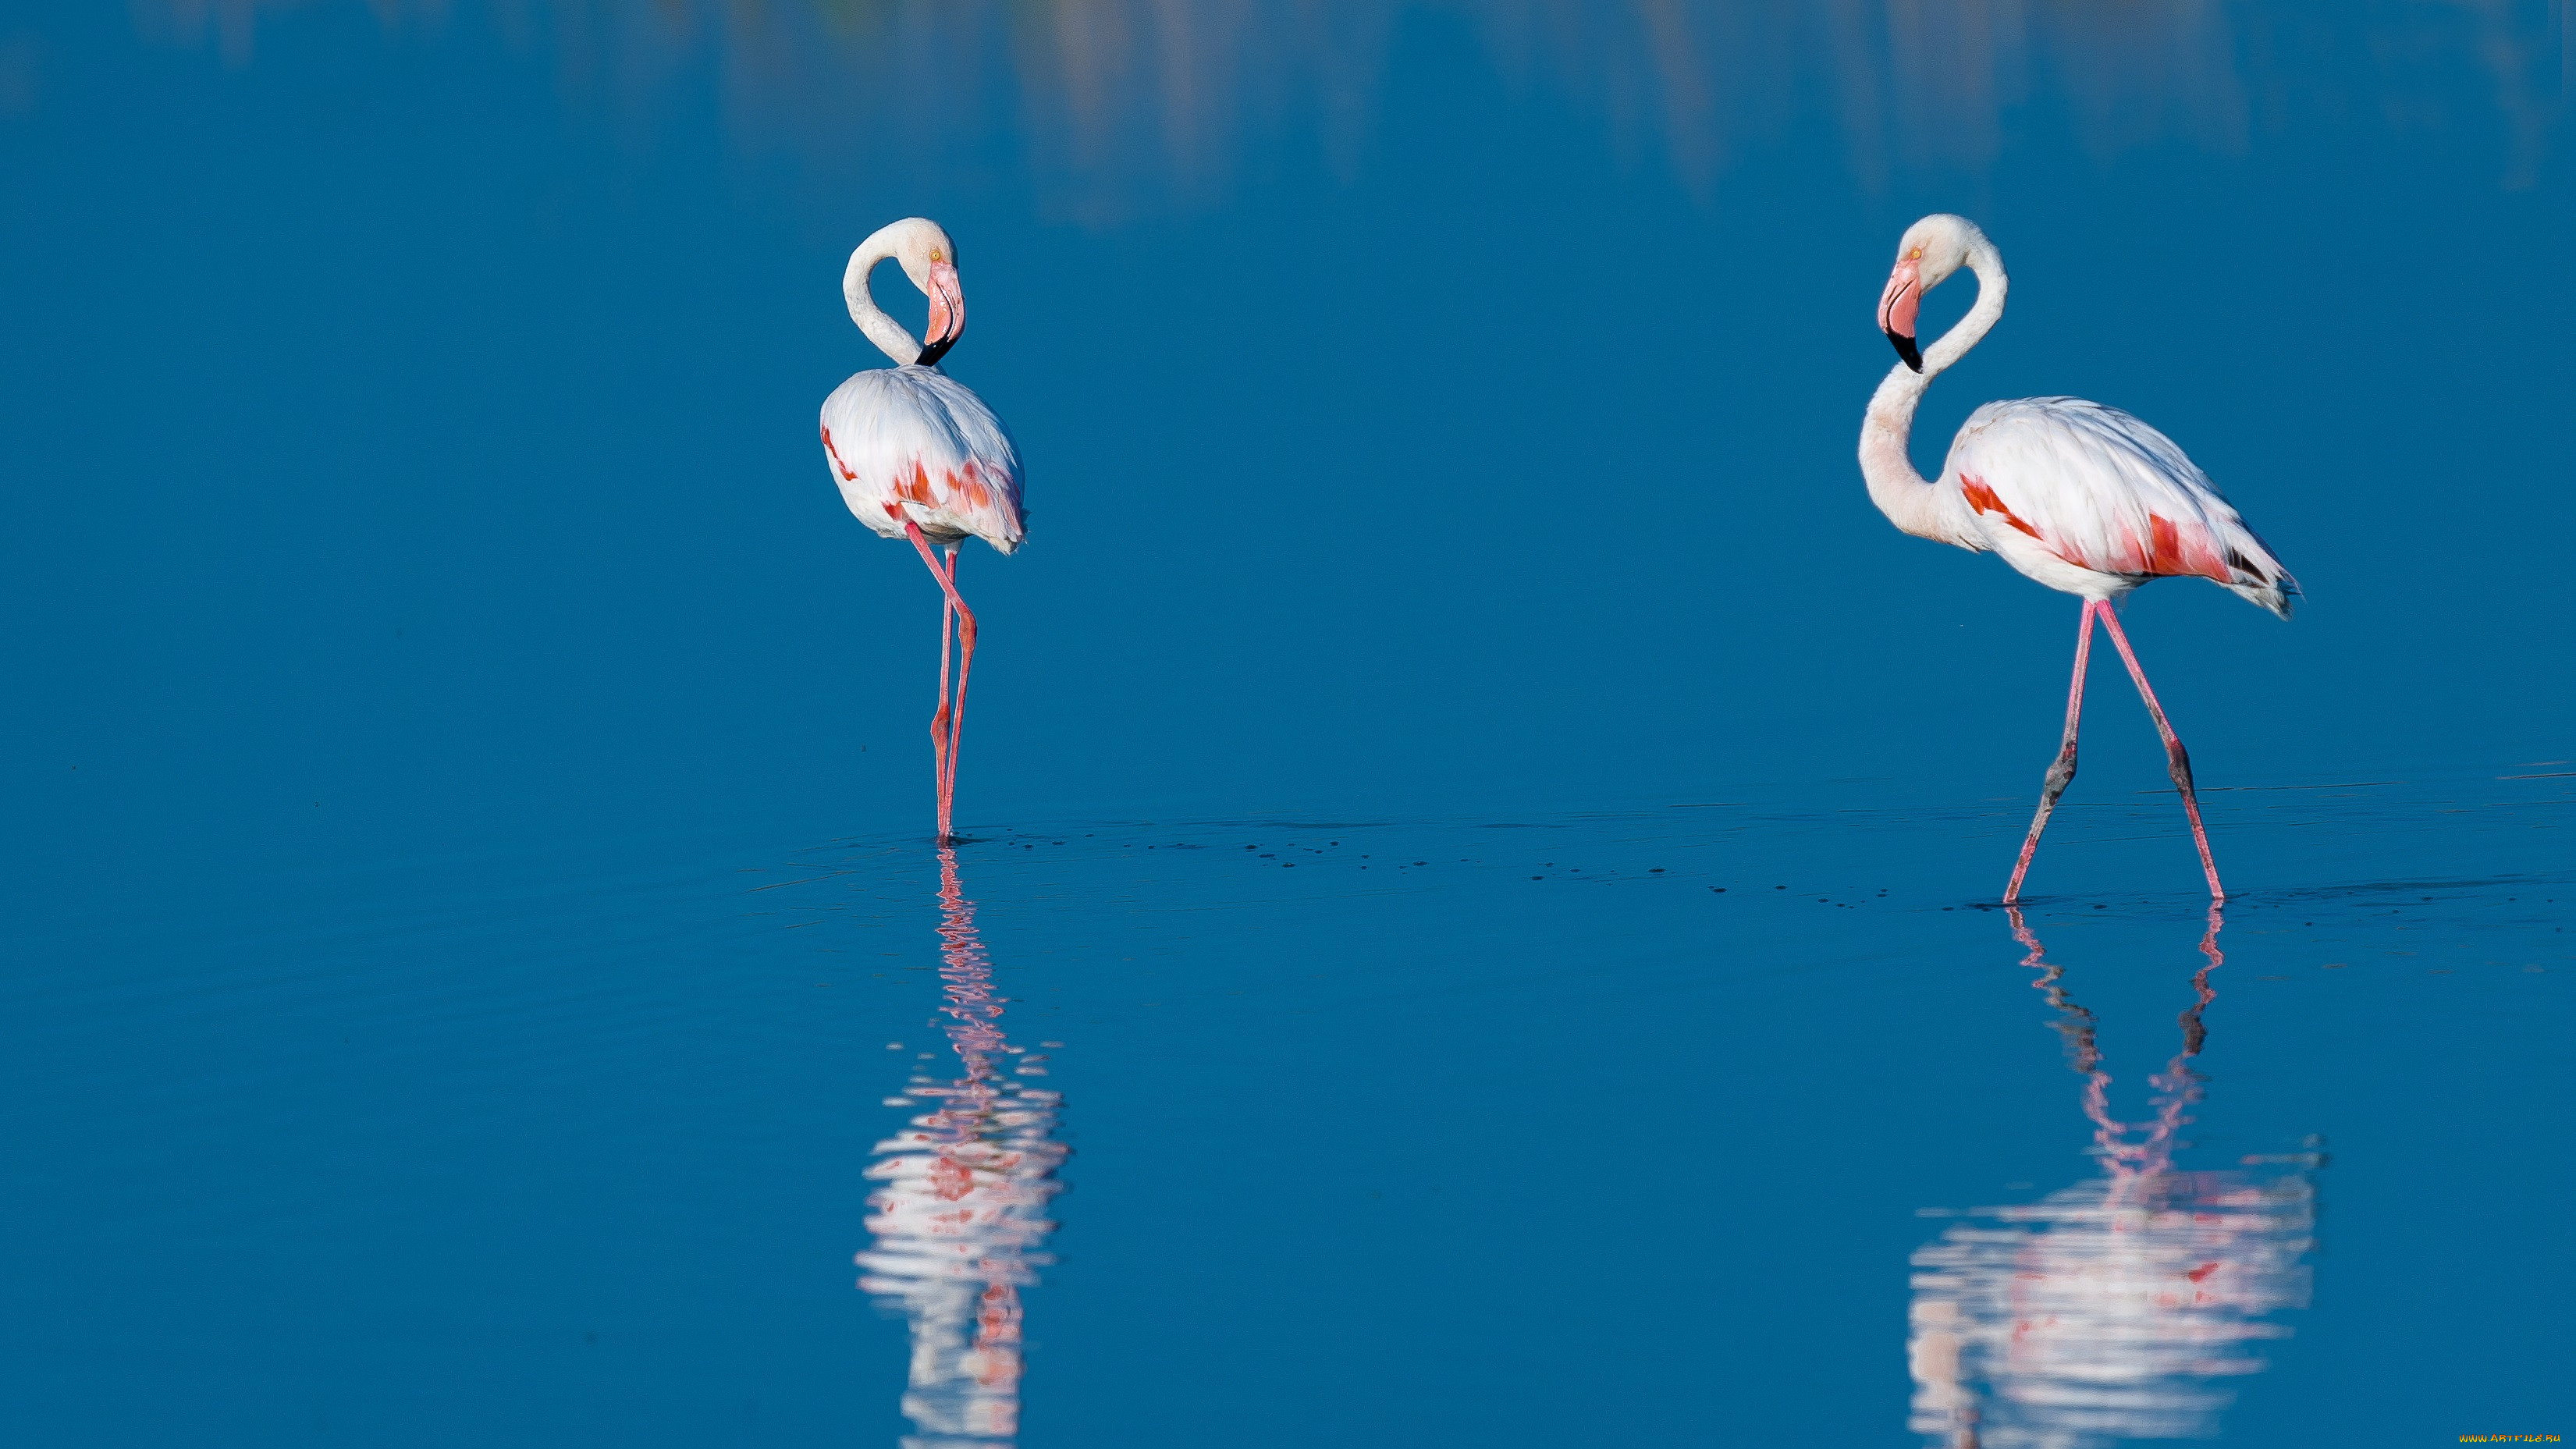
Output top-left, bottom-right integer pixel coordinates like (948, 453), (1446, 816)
(1960, 475), (2042, 539)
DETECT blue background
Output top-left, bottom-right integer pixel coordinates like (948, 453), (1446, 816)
(3, 2), (2567, 893)
(0, 4), (2567, 1446)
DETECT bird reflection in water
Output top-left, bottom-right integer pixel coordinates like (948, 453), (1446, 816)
(1907, 907), (2318, 1449)
(857, 847), (1067, 1449)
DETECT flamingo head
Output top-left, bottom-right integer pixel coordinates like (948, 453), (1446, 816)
(1878, 214), (1981, 373)
(886, 217), (967, 367)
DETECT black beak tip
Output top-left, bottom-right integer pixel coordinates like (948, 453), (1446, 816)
(1886, 330), (1923, 372)
(915, 336), (956, 368)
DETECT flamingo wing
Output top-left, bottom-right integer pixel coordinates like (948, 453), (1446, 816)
(1944, 397), (2296, 616)
(820, 368), (1027, 553)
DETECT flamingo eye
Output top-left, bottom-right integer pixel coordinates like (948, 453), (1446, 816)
(1907, 248), (1922, 260)
(929, 249), (944, 263)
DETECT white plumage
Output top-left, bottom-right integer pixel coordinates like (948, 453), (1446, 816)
(1942, 396), (2294, 617)
(820, 365), (1025, 552)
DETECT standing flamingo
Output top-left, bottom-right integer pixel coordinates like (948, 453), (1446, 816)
(821, 218), (1026, 841)
(1858, 214), (2296, 902)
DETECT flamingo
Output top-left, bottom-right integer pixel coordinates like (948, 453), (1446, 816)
(821, 218), (1026, 842)
(1859, 214), (2296, 902)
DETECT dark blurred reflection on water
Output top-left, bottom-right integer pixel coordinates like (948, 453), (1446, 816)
(138, 1), (2572, 208)
(1907, 908), (2318, 1448)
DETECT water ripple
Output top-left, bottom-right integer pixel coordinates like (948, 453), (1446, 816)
(855, 847), (1068, 1449)
(1906, 908), (2320, 1448)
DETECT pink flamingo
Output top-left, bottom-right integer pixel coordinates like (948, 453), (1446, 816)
(821, 218), (1026, 841)
(1859, 214), (2296, 902)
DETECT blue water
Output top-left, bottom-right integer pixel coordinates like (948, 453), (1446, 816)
(2, 5), (2570, 1445)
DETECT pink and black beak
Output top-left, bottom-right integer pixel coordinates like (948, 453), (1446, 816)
(916, 260), (965, 368)
(1878, 256), (1924, 372)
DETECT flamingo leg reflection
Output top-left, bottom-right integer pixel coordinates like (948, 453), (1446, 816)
(856, 847), (1066, 1446)
(1907, 904), (2315, 1449)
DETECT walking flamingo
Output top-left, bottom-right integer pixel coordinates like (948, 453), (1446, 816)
(821, 218), (1026, 841)
(1858, 214), (2296, 902)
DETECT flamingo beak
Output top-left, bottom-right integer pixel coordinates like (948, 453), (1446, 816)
(1878, 257), (1924, 372)
(917, 260), (965, 367)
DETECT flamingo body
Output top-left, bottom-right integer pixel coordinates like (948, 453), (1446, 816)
(819, 364), (1025, 553)
(1937, 396), (2293, 616)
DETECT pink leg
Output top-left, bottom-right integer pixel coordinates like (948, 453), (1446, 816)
(2094, 603), (2225, 900)
(904, 524), (976, 841)
(2004, 601), (2096, 904)
(940, 546), (972, 825)
(933, 552), (954, 822)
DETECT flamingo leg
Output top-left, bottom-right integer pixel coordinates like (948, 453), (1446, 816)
(933, 552), (954, 826)
(941, 545), (972, 825)
(2003, 599), (2097, 904)
(904, 524), (977, 842)
(2094, 602), (2225, 900)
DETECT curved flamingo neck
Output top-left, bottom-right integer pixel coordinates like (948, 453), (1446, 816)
(1857, 236), (2009, 547)
(844, 223), (926, 366)
(1922, 237), (2008, 376)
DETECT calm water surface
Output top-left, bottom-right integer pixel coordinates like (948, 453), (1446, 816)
(9, 768), (2568, 1444)
(2, 3), (2570, 1445)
